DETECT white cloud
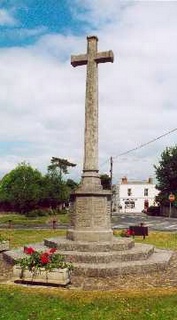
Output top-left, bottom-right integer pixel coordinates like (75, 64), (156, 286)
(1, 1), (177, 183)
(0, 9), (17, 26)
(70, 0), (128, 27)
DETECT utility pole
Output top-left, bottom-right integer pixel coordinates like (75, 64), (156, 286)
(110, 156), (113, 216)
(110, 156), (113, 188)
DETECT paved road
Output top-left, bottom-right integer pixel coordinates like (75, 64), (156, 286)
(1, 213), (177, 231)
(112, 212), (177, 231)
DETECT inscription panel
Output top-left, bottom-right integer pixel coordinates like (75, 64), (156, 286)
(92, 197), (107, 228)
(75, 197), (91, 228)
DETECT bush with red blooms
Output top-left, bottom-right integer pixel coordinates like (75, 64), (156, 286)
(120, 228), (134, 237)
(16, 246), (73, 276)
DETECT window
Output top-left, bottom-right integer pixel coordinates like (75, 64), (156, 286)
(144, 188), (148, 196)
(127, 188), (132, 196)
(125, 200), (135, 209)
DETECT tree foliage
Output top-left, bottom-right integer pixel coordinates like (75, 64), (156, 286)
(154, 146), (177, 206)
(48, 157), (76, 180)
(0, 162), (43, 213)
(66, 179), (78, 191)
(41, 157), (77, 208)
(0, 158), (77, 213)
(100, 174), (111, 190)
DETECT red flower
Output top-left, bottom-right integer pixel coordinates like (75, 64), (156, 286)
(127, 229), (131, 236)
(24, 247), (35, 255)
(40, 253), (50, 265)
(48, 248), (57, 254)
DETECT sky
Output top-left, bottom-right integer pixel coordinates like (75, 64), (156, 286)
(0, 0), (177, 184)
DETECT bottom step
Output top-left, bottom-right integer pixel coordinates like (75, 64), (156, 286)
(72, 249), (173, 277)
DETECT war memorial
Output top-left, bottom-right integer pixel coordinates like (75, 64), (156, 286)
(2, 36), (173, 282)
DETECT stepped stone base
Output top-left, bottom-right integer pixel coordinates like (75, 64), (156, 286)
(44, 236), (134, 252)
(2, 236), (173, 278)
(72, 249), (172, 277)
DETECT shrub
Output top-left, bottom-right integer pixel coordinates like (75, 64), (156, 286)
(146, 206), (160, 216)
(26, 209), (49, 217)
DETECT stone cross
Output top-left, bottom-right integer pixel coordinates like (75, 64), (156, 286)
(68, 36), (114, 242)
(71, 36), (114, 182)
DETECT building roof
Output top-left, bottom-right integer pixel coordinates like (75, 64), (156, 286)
(120, 177), (154, 185)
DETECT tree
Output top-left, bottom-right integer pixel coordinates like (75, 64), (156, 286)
(66, 179), (78, 191)
(0, 162), (43, 213)
(154, 146), (177, 206)
(48, 157), (76, 181)
(100, 174), (111, 190)
(41, 158), (77, 208)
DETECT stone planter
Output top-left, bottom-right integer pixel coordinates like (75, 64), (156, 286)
(13, 265), (70, 286)
(0, 241), (10, 252)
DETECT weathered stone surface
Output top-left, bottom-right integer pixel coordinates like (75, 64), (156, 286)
(44, 236), (134, 252)
(13, 265), (70, 285)
(71, 36), (113, 174)
(3, 238), (173, 278)
(72, 249), (173, 277)
(59, 244), (154, 264)
(70, 36), (114, 242)
(0, 252), (13, 281)
(0, 241), (10, 252)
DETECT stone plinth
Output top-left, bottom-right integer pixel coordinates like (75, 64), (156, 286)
(67, 189), (112, 242)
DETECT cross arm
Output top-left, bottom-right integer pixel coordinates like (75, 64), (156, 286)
(95, 50), (114, 64)
(71, 54), (88, 67)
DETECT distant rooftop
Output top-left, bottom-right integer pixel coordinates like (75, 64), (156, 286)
(120, 177), (154, 185)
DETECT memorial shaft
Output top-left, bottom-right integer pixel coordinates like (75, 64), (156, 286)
(68, 36), (114, 242)
(71, 36), (114, 179)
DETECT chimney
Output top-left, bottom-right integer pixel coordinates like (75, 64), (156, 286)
(148, 177), (153, 184)
(122, 177), (128, 184)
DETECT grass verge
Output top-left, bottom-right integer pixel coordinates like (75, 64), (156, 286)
(0, 212), (70, 227)
(113, 230), (177, 250)
(0, 285), (177, 319)
(0, 229), (66, 248)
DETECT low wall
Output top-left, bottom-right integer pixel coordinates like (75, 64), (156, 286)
(0, 252), (13, 281)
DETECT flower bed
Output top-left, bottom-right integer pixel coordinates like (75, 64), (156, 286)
(13, 246), (73, 286)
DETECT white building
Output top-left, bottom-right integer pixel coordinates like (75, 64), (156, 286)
(113, 177), (159, 213)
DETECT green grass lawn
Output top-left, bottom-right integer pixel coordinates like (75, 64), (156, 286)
(0, 286), (177, 320)
(0, 228), (177, 249)
(113, 230), (177, 250)
(0, 229), (66, 248)
(0, 212), (69, 226)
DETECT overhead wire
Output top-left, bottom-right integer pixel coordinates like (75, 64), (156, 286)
(100, 127), (177, 167)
